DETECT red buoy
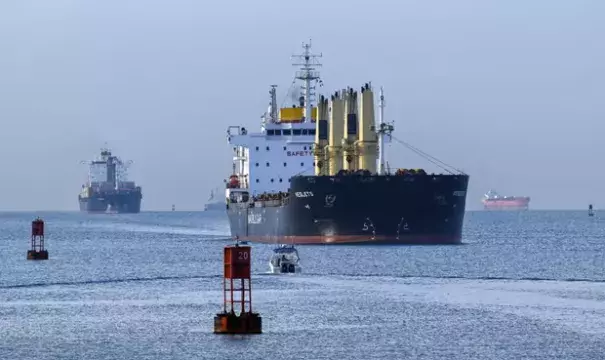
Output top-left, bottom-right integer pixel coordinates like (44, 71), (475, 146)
(213, 243), (262, 334)
(27, 218), (48, 260)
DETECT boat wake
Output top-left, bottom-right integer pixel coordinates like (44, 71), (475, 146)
(77, 222), (230, 237)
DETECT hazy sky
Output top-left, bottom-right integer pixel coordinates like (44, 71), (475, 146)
(0, 0), (603, 211)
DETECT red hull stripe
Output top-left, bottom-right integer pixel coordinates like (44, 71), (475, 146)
(235, 235), (461, 245)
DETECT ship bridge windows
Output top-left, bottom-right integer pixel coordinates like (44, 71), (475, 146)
(266, 162), (270, 167)
(266, 146), (270, 151)
(269, 129), (313, 136)
(229, 191), (249, 203)
(266, 130), (282, 136)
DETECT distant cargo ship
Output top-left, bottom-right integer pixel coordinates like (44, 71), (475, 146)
(482, 190), (529, 210)
(204, 188), (224, 211)
(78, 148), (142, 213)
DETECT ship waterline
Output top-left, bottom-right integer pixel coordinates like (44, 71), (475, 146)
(233, 235), (461, 245)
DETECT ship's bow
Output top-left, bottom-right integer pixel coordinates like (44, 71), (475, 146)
(283, 174), (469, 244)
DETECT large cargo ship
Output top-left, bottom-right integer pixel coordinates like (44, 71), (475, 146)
(78, 148), (143, 213)
(204, 188), (225, 211)
(224, 42), (469, 245)
(482, 190), (530, 210)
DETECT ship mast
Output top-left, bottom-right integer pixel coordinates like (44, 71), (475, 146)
(292, 41), (322, 123)
(269, 85), (278, 123)
(376, 87), (394, 175)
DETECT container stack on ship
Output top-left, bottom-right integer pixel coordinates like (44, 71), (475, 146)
(78, 148), (143, 213)
(224, 42), (470, 245)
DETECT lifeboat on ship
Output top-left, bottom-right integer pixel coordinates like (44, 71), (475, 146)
(227, 175), (240, 189)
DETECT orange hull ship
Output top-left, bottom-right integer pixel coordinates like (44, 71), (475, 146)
(482, 190), (530, 210)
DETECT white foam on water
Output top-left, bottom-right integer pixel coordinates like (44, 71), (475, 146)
(78, 221), (230, 237)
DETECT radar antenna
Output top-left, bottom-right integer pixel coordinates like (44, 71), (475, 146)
(291, 40), (323, 123)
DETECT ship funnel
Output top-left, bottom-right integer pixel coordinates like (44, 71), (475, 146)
(314, 95), (329, 175)
(342, 88), (358, 171)
(357, 83), (377, 173)
(327, 91), (344, 175)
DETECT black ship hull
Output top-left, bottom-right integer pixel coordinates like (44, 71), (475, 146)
(227, 174), (469, 245)
(79, 192), (142, 214)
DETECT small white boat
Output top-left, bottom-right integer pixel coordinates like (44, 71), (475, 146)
(269, 245), (301, 274)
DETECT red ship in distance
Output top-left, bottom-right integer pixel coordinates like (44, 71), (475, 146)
(482, 189), (530, 210)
